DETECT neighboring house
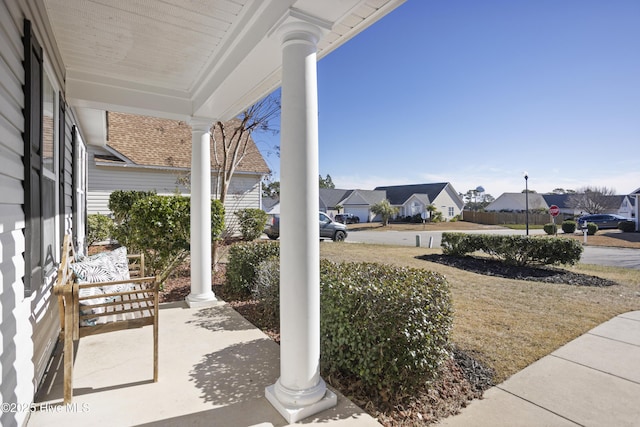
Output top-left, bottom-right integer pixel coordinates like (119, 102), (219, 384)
(631, 188), (640, 231)
(263, 196), (280, 215)
(88, 112), (270, 234)
(541, 194), (578, 216)
(374, 183), (465, 220)
(617, 195), (635, 220)
(341, 189), (387, 222)
(319, 188), (353, 216)
(491, 193), (636, 219)
(319, 188), (386, 222)
(485, 193), (549, 212)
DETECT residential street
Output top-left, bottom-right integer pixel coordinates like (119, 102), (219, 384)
(345, 229), (640, 270)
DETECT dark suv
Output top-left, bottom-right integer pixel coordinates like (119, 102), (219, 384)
(576, 214), (630, 229)
(335, 213), (360, 224)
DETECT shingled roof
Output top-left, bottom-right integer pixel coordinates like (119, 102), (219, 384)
(374, 183), (450, 205)
(105, 112), (270, 174)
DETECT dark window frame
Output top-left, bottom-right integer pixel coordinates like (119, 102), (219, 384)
(23, 19), (44, 297)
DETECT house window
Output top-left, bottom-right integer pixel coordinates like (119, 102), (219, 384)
(42, 71), (58, 276)
(448, 207), (454, 217)
(23, 19), (60, 295)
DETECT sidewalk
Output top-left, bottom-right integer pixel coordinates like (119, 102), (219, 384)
(437, 311), (640, 427)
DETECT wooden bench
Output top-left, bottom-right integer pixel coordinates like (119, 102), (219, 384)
(53, 235), (159, 404)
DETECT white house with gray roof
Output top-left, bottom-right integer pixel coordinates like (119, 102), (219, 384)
(374, 183), (464, 220)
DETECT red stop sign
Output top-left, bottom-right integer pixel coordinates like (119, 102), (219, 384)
(549, 205), (560, 217)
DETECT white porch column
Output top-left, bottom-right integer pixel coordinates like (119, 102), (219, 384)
(265, 20), (336, 423)
(186, 117), (217, 307)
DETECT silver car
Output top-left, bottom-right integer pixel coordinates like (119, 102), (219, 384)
(265, 212), (348, 241)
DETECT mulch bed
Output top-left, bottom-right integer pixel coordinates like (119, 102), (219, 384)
(418, 254), (619, 287)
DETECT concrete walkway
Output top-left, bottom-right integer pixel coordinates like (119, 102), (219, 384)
(29, 301), (381, 427)
(437, 311), (640, 427)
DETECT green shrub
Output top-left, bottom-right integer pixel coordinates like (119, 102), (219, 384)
(618, 220), (636, 232)
(562, 220), (577, 234)
(110, 192), (224, 282)
(249, 257), (453, 397)
(543, 223), (557, 235)
(320, 260), (452, 396)
(235, 208), (269, 241)
(411, 213), (423, 223)
(441, 232), (583, 266)
(87, 214), (113, 247)
(109, 190), (157, 248)
(253, 257), (280, 324)
(587, 222), (598, 235)
(225, 241), (280, 298)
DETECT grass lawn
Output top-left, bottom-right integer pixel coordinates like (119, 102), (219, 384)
(320, 243), (640, 383)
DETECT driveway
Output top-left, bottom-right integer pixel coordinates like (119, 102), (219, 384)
(346, 229), (640, 270)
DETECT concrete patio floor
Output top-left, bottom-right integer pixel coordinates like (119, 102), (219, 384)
(29, 301), (381, 427)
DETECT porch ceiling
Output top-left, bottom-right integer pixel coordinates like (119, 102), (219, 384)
(42, 0), (405, 144)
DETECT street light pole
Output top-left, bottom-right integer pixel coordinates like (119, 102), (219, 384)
(524, 172), (529, 236)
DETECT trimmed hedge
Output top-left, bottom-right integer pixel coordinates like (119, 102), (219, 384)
(562, 220), (577, 234)
(232, 243), (453, 396)
(618, 220), (636, 232)
(320, 260), (452, 395)
(586, 222), (598, 235)
(441, 232), (583, 266)
(225, 241), (280, 298)
(235, 208), (269, 241)
(543, 223), (557, 235)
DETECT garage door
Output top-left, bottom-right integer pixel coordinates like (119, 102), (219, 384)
(346, 208), (370, 223)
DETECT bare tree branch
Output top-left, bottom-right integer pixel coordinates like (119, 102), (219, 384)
(567, 186), (619, 214)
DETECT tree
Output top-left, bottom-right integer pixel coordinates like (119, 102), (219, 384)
(209, 94), (279, 266)
(319, 174), (335, 189)
(462, 188), (494, 211)
(212, 95), (280, 203)
(371, 199), (398, 226)
(262, 179), (280, 199)
(567, 186), (619, 214)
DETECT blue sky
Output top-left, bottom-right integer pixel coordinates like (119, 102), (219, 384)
(253, 0), (640, 198)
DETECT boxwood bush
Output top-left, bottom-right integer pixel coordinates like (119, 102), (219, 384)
(441, 233), (583, 266)
(235, 208), (269, 241)
(87, 213), (113, 246)
(225, 241), (280, 298)
(562, 220), (577, 234)
(586, 222), (598, 235)
(543, 223), (557, 235)
(246, 255), (453, 396)
(618, 220), (636, 232)
(320, 260), (452, 396)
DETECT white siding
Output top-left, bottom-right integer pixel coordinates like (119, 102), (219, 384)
(87, 145), (263, 234)
(1, 2), (84, 425)
(0, 3), (34, 425)
(1, 3), (34, 427)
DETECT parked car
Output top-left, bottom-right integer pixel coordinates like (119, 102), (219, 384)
(575, 214), (630, 230)
(335, 213), (360, 224)
(264, 212), (348, 241)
